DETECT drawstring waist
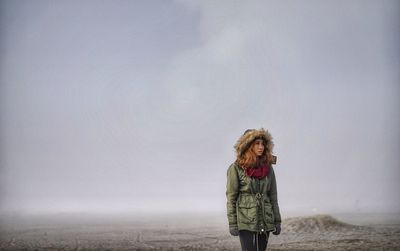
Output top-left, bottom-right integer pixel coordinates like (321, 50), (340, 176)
(255, 192), (268, 232)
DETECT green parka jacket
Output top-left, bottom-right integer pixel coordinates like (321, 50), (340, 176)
(226, 162), (281, 233)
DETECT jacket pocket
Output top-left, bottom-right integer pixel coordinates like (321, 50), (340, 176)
(237, 201), (257, 224)
(263, 202), (275, 224)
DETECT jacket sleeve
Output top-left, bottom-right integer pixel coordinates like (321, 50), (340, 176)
(226, 163), (239, 228)
(269, 167), (282, 224)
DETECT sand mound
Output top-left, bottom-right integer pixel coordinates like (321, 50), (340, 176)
(283, 214), (363, 233)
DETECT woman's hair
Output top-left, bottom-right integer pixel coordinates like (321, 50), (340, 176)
(234, 128), (275, 169)
(237, 139), (272, 169)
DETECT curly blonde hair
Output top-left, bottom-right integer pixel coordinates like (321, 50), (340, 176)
(237, 140), (273, 169)
(234, 128), (274, 169)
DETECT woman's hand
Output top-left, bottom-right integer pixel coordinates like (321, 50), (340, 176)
(229, 226), (239, 236)
(272, 224), (281, 235)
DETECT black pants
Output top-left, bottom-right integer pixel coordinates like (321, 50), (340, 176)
(239, 230), (270, 251)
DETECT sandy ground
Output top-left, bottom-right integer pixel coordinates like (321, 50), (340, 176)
(0, 212), (399, 250)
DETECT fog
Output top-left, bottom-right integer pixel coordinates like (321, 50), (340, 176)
(0, 0), (399, 217)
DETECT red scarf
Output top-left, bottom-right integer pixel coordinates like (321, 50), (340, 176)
(245, 165), (270, 179)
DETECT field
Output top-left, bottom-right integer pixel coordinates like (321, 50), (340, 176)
(1, 212), (399, 250)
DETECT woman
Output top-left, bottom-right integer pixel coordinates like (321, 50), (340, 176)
(226, 128), (281, 251)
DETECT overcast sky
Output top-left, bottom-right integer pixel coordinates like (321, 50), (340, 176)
(0, 0), (399, 216)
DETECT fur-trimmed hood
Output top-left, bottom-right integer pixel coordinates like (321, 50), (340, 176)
(234, 128), (274, 157)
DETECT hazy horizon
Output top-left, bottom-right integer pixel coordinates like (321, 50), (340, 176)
(1, 0), (399, 216)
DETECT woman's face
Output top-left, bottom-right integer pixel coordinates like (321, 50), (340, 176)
(252, 139), (265, 157)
